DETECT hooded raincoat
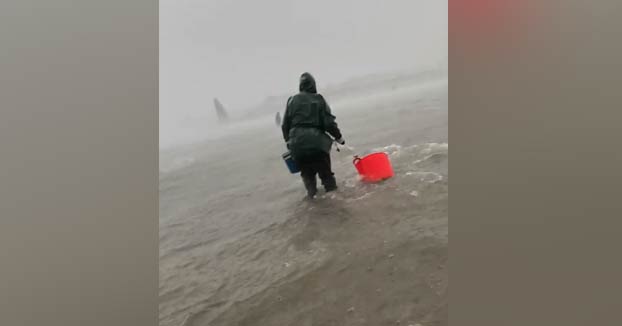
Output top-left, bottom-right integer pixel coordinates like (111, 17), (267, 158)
(281, 73), (343, 159)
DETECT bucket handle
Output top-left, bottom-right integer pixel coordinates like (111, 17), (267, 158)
(353, 155), (361, 165)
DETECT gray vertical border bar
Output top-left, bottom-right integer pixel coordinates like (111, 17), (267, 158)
(451, 0), (622, 325)
(0, 0), (158, 325)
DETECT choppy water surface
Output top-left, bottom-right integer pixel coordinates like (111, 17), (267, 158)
(160, 80), (448, 326)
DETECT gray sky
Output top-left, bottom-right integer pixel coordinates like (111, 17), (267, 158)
(160, 0), (447, 126)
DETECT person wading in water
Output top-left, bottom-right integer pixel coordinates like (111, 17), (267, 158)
(281, 72), (345, 198)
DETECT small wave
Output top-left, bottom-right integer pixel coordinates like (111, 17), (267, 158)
(404, 171), (443, 183)
(346, 192), (373, 202)
(373, 144), (402, 154)
(412, 153), (446, 166)
(419, 142), (448, 154)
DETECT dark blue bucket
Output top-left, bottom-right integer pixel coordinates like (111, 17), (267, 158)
(282, 151), (300, 174)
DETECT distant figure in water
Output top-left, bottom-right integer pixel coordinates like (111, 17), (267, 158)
(275, 112), (281, 126)
(282, 72), (345, 198)
(213, 98), (229, 123)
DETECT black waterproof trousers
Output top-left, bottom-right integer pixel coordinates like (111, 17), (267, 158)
(295, 152), (337, 197)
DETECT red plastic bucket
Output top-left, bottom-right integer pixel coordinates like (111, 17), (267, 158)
(353, 152), (394, 182)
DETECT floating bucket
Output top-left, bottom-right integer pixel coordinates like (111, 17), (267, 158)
(282, 151), (300, 174)
(353, 152), (394, 182)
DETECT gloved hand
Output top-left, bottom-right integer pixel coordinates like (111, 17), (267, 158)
(335, 138), (345, 145)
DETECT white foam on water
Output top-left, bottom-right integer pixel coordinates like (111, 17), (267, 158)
(410, 190), (419, 197)
(344, 178), (358, 188)
(346, 192), (373, 203)
(404, 171), (443, 183)
(420, 142), (448, 154)
(428, 174), (443, 183)
(374, 144), (402, 153)
(412, 154), (440, 166)
(428, 142), (448, 149)
(325, 193), (347, 201)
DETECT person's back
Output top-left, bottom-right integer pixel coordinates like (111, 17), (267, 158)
(281, 72), (345, 198)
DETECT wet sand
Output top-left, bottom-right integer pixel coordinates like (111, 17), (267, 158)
(159, 79), (448, 326)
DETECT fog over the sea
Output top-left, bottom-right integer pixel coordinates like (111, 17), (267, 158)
(160, 0), (447, 148)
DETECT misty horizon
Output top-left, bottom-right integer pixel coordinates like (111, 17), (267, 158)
(160, 0), (447, 147)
